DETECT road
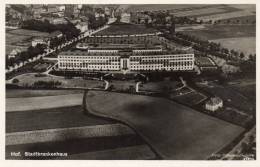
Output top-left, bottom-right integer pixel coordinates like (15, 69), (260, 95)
(6, 18), (116, 74)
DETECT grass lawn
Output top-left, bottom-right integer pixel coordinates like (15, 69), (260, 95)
(140, 80), (180, 92)
(227, 83), (256, 104)
(195, 56), (216, 67)
(170, 91), (207, 106)
(6, 89), (83, 98)
(197, 83), (255, 115)
(33, 63), (51, 71)
(6, 60), (55, 80)
(10, 73), (104, 89)
(181, 25), (255, 40)
(110, 80), (136, 91)
(96, 23), (158, 35)
(86, 91), (244, 159)
(6, 93), (84, 112)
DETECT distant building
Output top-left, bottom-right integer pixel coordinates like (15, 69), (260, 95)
(49, 17), (68, 24)
(31, 31), (62, 47)
(32, 38), (49, 47)
(205, 97), (223, 112)
(76, 22), (89, 32)
(131, 12), (151, 24)
(8, 49), (21, 59)
(95, 12), (105, 19)
(120, 13), (131, 23)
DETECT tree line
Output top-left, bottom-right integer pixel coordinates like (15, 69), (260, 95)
(161, 32), (256, 74)
(6, 44), (46, 68)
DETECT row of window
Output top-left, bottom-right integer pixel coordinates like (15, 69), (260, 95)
(59, 56), (119, 60)
(59, 55), (194, 60)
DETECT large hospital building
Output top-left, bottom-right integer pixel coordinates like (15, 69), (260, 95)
(58, 44), (195, 72)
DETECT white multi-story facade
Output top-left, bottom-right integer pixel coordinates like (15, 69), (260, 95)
(58, 50), (194, 72)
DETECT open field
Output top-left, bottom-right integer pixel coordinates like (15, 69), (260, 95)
(86, 91), (244, 159)
(210, 37), (255, 56)
(125, 4), (220, 12)
(125, 4), (254, 21)
(197, 10), (255, 22)
(62, 145), (155, 160)
(6, 45), (28, 55)
(216, 15), (256, 24)
(6, 29), (51, 55)
(227, 80), (256, 103)
(6, 105), (116, 132)
(171, 6), (240, 18)
(96, 23), (158, 35)
(6, 33), (31, 45)
(6, 135), (149, 160)
(6, 93), (84, 112)
(33, 63), (51, 71)
(6, 124), (134, 145)
(7, 29), (50, 38)
(181, 25), (255, 40)
(9, 73), (104, 89)
(6, 89), (83, 98)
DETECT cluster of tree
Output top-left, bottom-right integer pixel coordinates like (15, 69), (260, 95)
(79, 5), (108, 30)
(88, 15), (108, 30)
(161, 32), (256, 74)
(167, 32), (253, 61)
(6, 44), (47, 67)
(21, 19), (80, 40)
(239, 59), (256, 75)
(32, 80), (62, 88)
(146, 12), (200, 26)
(49, 36), (66, 49)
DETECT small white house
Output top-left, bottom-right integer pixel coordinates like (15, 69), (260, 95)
(205, 97), (223, 112)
